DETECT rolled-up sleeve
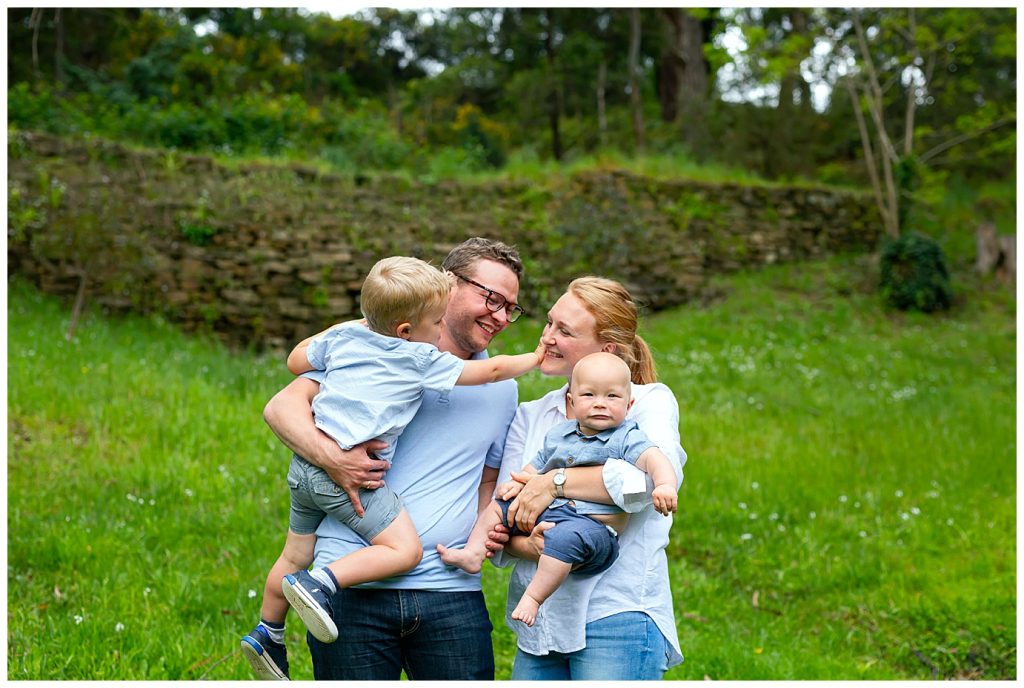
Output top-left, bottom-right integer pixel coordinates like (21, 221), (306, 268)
(603, 384), (686, 512)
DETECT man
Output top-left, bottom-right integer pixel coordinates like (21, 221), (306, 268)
(262, 237), (526, 680)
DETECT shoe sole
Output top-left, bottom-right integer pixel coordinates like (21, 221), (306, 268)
(281, 576), (339, 643)
(240, 636), (288, 681)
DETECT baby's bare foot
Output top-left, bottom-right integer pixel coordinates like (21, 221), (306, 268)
(436, 544), (483, 574)
(511, 594), (541, 627)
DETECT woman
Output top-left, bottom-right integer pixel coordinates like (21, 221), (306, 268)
(492, 276), (687, 680)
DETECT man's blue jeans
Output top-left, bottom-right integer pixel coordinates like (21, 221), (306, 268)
(511, 611), (670, 680)
(307, 588), (494, 680)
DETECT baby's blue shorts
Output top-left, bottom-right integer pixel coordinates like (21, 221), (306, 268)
(498, 498), (619, 575)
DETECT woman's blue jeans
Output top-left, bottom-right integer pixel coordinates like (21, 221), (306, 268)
(511, 611), (671, 680)
(307, 588), (494, 680)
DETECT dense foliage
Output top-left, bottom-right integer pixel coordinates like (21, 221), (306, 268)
(7, 9), (1015, 194)
(879, 232), (953, 312)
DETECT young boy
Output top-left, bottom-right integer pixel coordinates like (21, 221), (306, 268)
(241, 256), (543, 679)
(438, 352), (677, 626)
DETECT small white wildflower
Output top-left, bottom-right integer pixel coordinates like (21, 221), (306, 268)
(777, 524), (786, 532)
(926, 491), (939, 499)
(910, 507), (920, 516)
(854, 502), (861, 508)
(946, 518), (954, 526)
(74, 615), (84, 625)
(149, 499), (155, 506)
(126, 494), (137, 503)
(65, 516), (71, 522)
(115, 622), (125, 633)
(809, 511), (816, 519)
(768, 513), (778, 521)
(900, 512), (910, 521)
(258, 466), (268, 475)
(751, 482), (760, 490)
(859, 531), (867, 538)
(740, 533), (753, 541)
(895, 490), (904, 498)
(839, 495), (848, 503)
(738, 502), (748, 510)
(749, 513), (758, 520)
(263, 497), (270, 504)
(248, 589), (257, 599)
(144, 587), (152, 597)
(184, 489), (194, 498)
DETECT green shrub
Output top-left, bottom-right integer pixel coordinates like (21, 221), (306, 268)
(879, 232), (953, 312)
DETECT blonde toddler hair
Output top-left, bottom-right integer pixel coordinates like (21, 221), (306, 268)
(360, 256), (452, 336)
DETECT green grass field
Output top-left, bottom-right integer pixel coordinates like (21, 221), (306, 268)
(7, 254), (1016, 679)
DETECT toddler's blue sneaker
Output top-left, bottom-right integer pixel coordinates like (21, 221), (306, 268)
(282, 570), (338, 643)
(240, 624), (289, 680)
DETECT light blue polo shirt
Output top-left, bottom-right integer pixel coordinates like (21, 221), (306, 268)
(305, 350), (518, 591)
(306, 325), (466, 464)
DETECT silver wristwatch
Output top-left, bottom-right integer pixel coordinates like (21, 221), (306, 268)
(553, 467), (567, 498)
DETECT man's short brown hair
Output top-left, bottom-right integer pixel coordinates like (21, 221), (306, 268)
(441, 237), (524, 281)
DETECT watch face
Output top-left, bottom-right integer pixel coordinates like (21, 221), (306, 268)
(554, 471), (566, 485)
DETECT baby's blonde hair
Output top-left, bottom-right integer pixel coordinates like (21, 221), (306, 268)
(360, 256), (452, 336)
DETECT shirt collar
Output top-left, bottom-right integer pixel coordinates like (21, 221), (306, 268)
(559, 420), (618, 443)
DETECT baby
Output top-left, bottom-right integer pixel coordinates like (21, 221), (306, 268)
(439, 351), (677, 625)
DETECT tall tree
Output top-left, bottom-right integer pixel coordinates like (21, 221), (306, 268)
(829, 8), (1017, 237)
(628, 8), (645, 153)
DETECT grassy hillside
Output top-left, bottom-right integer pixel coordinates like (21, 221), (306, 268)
(7, 254), (1016, 679)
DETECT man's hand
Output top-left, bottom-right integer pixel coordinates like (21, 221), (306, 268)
(522, 521), (555, 560)
(483, 521), (555, 561)
(314, 436), (390, 517)
(484, 522), (511, 558)
(506, 470), (556, 533)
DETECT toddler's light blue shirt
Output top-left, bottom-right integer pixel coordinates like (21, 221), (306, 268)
(306, 325), (465, 463)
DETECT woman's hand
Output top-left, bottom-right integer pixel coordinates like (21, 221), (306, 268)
(506, 470), (556, 532)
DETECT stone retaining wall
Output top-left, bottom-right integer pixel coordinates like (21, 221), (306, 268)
(7, 131), (881, 349)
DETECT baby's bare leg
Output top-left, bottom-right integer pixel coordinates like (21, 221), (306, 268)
(437, 500), (505, 574)
(511, 554), (573, 627)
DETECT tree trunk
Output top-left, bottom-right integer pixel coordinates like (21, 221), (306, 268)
(658, 9), (683, 122)
(30, 8), (43, 77)
(628, 8), (645, 153)
(782, 9), (811, 110)
(54, 8), (64, 85)
(543, 9), (563, 161)
(976, 221), (1017, 284)
(676, 9), (707, 147)
(66, 272), (87, 340)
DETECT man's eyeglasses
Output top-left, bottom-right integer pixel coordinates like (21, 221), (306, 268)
(452, 273), (526, 323)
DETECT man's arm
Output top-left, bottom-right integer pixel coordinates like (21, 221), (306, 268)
(263, 376), (389, 516)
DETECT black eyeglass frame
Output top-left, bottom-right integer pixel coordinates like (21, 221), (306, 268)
(451, 273), (526, 323)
